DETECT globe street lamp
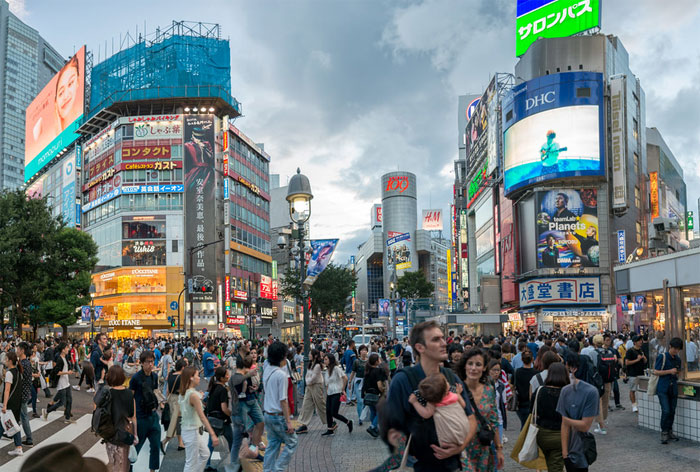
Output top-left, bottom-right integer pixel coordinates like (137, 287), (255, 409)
(286, 168), (313, 372)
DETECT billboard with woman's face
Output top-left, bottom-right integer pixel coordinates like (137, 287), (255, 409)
(25, 46), (86, 182)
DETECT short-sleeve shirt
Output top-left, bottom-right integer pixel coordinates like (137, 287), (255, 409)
(352, 358), (367, 379)
(625, 348), (645, 377)
(556, 380), (599, 469)
(129, 370), (159, 418)
(262, 365), (288, 414)
(654, 352), (681, 394)
(202, 352), (215, 378)
(207, 383), (230, 423)
(342, 349), (356, 374)
(111, 388), (135, 431)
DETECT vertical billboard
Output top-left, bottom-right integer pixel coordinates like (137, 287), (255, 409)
(378, 299), (390, 317)
(421, 209), (443, 231)
(387, 232), (412, 270)
(465, 77), (498, 174)
(371, 204), (382, 228)
(458, 94), (482, 160)
(536, 189), (599, 268)
(502, 72), (605, 195)
(184, 115), (217, 303)
(61, 151), (76, 227)
(610, 75), (627, 208)
(516, 0), (601, 57)
(25, 46), (86, 182)
(499, 186), (519, 303)
(650, 172), (659, 219)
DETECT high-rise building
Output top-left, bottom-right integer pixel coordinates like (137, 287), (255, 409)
(0, 0), (63, 189)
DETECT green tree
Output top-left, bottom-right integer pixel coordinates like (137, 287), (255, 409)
(0, 190), (61, 335)
(279, 265), (303, 302)
(310, 264), (357, 317)
(396, 270), (434, 299)
(35, 227), (98, 338)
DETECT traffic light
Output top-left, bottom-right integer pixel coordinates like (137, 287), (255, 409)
(171, 318), (176, 327)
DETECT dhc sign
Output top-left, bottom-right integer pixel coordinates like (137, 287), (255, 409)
(525, 91), (555, 111)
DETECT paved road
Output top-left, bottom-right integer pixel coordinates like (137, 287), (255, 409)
(2, 376), (698, 471)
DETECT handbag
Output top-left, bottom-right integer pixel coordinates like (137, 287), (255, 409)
(510, 413), (547, 470)
(363, 391), (380, 406)
(394, 434), (413, 472)
(581, 431), (597, 465)
(467, 389), (495, 446)
(161, 402), (171, 427)
(207, 415), (225, 434)
(647, 352), (666, 396)
(1, 411), (20, 437)
(518, 387), (541, 462)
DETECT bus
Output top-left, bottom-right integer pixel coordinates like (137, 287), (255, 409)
(348, 324), (386, 345)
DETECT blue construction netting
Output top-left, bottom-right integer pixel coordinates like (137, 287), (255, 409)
(89, 34), (240, 116)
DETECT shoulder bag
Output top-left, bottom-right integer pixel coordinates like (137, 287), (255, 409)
(647, 352), (666, 396)
(467, 387), (495, 446)
(518, 387), (541, 462)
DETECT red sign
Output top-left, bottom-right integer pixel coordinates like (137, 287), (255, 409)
(233, 290), (247, 300)
(86, 167), (115, 189)
(260, 275), (273, 299)
(499, 186), (519, 304)
(377, 206), (382, 222)
(525, 315), (537, 327)
(89, 153), (114, 177)
(385, 175), (410, 193)
(127, 115), (180, 122)
(122, 145), (171, 160)
(272, 280), (278, 301)
(227, 316), (246, 325)
(122, 160), (181, 170)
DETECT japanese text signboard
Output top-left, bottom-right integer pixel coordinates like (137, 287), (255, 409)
(610, 75), (627, 209)
(516, 0), (600, 57)
(650, 172), (659, 219)
(121, 145), (172, 160)
(519, 277), (600, 308)
(133, 119), (182, 141)
(617, 230), (626, 264)
(184, 115), (217, 303)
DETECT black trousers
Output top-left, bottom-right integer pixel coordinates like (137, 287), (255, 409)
(325, 393), (348, 429)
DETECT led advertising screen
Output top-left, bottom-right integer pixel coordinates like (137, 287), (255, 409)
(536, 189), (599, 268)
(516, 0), (601, 57)
(502, 71), (604, 195)
(25, 46), (86, 182)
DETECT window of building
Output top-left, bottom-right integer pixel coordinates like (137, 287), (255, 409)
(633, 152), (639, 175)
(635, 186), (641, 209)
(632, 118), (639, 141)
(636, 221), (642, 244)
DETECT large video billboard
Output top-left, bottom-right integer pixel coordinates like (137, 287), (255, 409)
(502, 71), (604, 195)
(536, 188), (599, 268)
(184, 114), (217, 303)
(25, 46), (86, 182)
(516, 0), (601, 57)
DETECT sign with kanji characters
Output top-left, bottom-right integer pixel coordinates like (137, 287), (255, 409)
(516, 0), (600, 57)
(133, 118), (182, 141)
(519, 277), (600, 307)
(617, 230), (626, 264)
(122, 145), (172, 160)
(610, 75), (627, 209)
(120, 185), (184, 194)
(650, 172), (659, 219)
(184, 114), (217, 303)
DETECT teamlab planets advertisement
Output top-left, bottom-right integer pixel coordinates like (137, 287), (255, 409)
(536, 188), (599, 268)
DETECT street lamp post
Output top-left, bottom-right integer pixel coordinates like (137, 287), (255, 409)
(89, 284), (96, 341)
(187, 239), (223, 340)
(286, 168), (313, 374)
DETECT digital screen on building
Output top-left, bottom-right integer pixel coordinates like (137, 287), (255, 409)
(25, 46), (86, 182)
(502, 71), (604, 195)
(536, 189), (599, 268)
(516, 0), (601, 57)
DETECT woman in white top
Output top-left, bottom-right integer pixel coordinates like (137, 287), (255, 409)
(178, 366), (219, 472)
(321, 353), (352, 436)
(295, 350), (327, 434)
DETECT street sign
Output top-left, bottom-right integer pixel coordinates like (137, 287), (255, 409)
(187, 278), (194, 294)
(218, 322), (225, 330)
(202, 328), (208, 335)
(170, 301), (179, 311)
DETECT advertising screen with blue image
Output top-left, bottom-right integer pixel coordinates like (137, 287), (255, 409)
(502, 72), (605, 195)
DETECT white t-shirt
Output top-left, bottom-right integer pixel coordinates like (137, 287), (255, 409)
(4, 370), (13, 384)
(530, 369), (548, 392)
(57, 356), (70, 390)
(262, 365), (288, 414)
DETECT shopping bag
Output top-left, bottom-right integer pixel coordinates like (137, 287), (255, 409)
(647, 353), (665, 396)
(128, 445), (138, 463)
(518, 388), (541, 463)
(360, 406), (371, 422)
(39, 373), (48, 390)
(1, 411), (21, 437)
(510, 414), (547, 470)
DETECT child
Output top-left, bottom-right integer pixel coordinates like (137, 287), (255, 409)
(408, 373), (470, 447)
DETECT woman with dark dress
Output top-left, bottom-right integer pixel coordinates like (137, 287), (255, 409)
(102, 365), (137, 472)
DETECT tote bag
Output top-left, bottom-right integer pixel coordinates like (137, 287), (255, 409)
(647, 353), (666, 397)
(518, 387), (541, 463)
(1, 411), (20, 437)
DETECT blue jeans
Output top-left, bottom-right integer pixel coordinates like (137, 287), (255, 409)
(227, 414), (245, 472)
(241, 397), (264, 431)
(657, 389), (678, 433)
(368, 404), (378, 429)
(134, 412), (161, 471)
(353, 379), (364, 420)
(262, 413), (298, 472)
(20, 402), (32, 442)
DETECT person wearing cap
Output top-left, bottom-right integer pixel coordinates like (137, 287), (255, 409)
(20, 442), (107, 472)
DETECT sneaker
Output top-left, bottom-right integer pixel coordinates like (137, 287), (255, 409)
(72, 385), (80, 391)
(661, 432), (669, 444)
(8, 449), (23, 456)
(321, 430), (335, 436)
(64, 419), (77, 424)
(22, 440), (33, 447)
(31, 413), (40, 419)
(367, 427), (379, 438)
(502, 436), (508, 444)
(347, 419), (353, 433)
(295, 425), (308, 434)
(615, 404), (626, 410)
(86, 388), (95, 393)
(593, 426), (607, 435)
(668, 431), (680, 441)
(358, 420), (363, 426)
(41, 408), (48, 421)
(632, 405), (639, 413)
(258, 442), (266, 451)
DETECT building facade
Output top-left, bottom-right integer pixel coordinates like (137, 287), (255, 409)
(0, 0), (63, 189)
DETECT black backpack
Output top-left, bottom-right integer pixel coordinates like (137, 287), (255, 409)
(91, 387), (118, 443)
(49, 356), (64, 389)
(580, 355), (605, 397)
(596, 348), (618, 383)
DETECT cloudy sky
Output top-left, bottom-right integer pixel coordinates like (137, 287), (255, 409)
(11, 0), (700, 262)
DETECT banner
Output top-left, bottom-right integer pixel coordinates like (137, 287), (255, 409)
(650, 172), (659, 219)
(305, 239), (339, 284)
(184, 114), (217, 303)
(387, 232), (412, 270)
(61, 152), (77, 227)
(260, 274), (273, 299)
(80, 306), (90, 323)
(378, 299), (390, 317)
(610, 75), (627, 208)
(421, 209), (443, 231)
(536, 189), (599, 268)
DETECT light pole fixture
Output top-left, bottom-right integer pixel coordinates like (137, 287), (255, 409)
(287, 168), (313, 373)
(89, 284), (96, 341)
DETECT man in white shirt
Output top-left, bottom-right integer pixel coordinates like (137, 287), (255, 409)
(262, 341), (298, 472)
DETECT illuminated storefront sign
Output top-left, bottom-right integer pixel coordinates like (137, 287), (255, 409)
(260, 275), (273, 299)
(122, 145), (172, 160)
(237, 176), (260, 195)
(87, 168), (115, 188)
(233, 290), (248, 300)
(122, 161), (180, 171)
(227, 316), (246, 325)
(519, 277), (601, 307)
(120, 184), (184, 194)
(467, 161), (489, 208)
(385, 175), (410, 193)
(108, 319), (142, 327)
(133, 120), (182, 141)
(650, 172), (659, 219)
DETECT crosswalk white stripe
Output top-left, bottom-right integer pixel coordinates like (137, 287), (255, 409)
(0, 411), (65, 444)
(0, 415), (93, 472)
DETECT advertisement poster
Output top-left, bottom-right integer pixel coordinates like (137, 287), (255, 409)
(25, 46), (86, 181)
(387, 231), (412, 270)
(378, 299), (390, 317)
(305, 239), (339, 285)
(536, 189), (599, 268)
(61, 152), (76, 227)
(465, 77), (497, 174)
(184, 114), (216, 303)
(502, 72), (604, 195)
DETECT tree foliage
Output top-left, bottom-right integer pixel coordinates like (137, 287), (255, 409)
(279, 263), (357, 318)
(0, 190), (98, 338)
(397, 270), (434, 299)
